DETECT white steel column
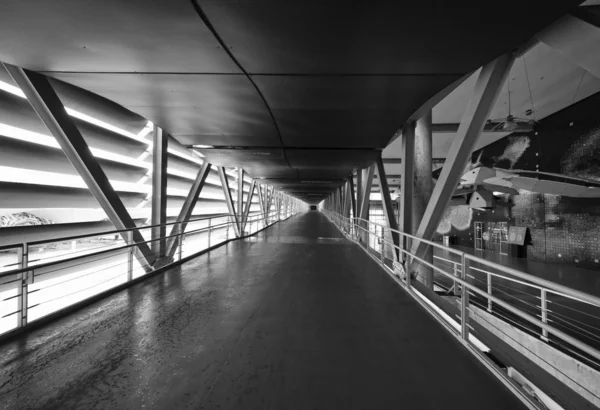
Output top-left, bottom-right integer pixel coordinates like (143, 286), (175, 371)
(411, 53), (515, 264)
(151, 125), (168, 260)
(165, 161), (211, 259)
(4, 64), (155, 270)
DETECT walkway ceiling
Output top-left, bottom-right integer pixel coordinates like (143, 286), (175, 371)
(0, 0), (582, 204)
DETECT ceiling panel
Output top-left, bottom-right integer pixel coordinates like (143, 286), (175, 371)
(255, 75), (461, 147)
(286, 149), (378, 170)
(201, 0), (581, 74)
(0, 0), (238, 73)
(251, 168), (299, 179)
(0, 0), (583, 204)
(197, 147), (291, 178)
(48, 73), (280, 143)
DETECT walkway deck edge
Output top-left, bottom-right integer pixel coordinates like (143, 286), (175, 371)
(0, 216), (294, 345)
(328, 218), (543, 410)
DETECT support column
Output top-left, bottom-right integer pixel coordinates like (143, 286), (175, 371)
(257, 184), (266, 220)
(152, 125), (168, 260)
(242, 180), (256, 233)
(356, 170), (363, 217)
(349, 176), (356, 219)
(412, 53), (515, 265)
(375, 154), (400, 261)
(165, 161), (211, 259)
(358, 165), (375, 244)
(343, 181), (351, 218)
(412, 111), (434, 288)
(400, 121), (415, 262)
(4, 64), (155, 270)
(237, 168), (244, 233)
(218, 167), (241, 237)
(266, 186), (274, 220)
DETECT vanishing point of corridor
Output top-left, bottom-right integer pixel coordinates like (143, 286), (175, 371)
(0, 213), (524, 409)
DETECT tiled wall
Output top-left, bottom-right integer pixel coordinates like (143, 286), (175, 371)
(442, 189), (600, 267)
(431, 91), (600, 268)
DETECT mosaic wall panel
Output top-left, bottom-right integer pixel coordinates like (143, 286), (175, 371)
(527, 228), (546, 261)
(434, 91), (600, 268)
(543, 194), (600, 266)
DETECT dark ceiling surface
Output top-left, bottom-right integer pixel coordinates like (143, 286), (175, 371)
(0, 0), (582, 203)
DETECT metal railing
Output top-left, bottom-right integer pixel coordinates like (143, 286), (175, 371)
(0, 209), (295, 337)
(324, 210), (600, 406)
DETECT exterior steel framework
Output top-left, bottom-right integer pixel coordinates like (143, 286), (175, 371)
(4, 63), (155, 271)
(151, 125), (168, 260)
(411, 53), (515, 262)
(165, 161), (212, 259)
(218, 166), (242, 237)
(375, 153), (399, 261)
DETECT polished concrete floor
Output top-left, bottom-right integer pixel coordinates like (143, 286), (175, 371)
(0, 212), (524, 409)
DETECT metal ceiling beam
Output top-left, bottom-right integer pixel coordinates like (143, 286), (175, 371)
(151, 125), (168, 260)
(4, 63), (155, 270)
(165, 161), (211, 259)
(412, 53), (515, 260)
(382, 158), (445, 165)
(431, 122), (525, 133)
(375, 154), (399, 261)
(218, 167), (241, 237)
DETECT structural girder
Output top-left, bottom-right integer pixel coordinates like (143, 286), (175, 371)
(4, 63), (155, 270)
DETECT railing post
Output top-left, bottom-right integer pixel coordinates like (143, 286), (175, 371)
(208, 218), (212, 248)
(461, 254), (469, 341)
(380, 228), (385, 266)
(541, 289), (548, 342)
(487, 272), (492, 313)
(127, 231), (134, 281)
(405, 245), (412, 289)
(17, 242), (29, 328)
(226, 216), (231, 240)
(180, 234), (185, 260)
(452, 262), (459, 296)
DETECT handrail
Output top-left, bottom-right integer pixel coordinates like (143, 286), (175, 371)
(26, 213), (230, 246)
(337, 214), (600, 308)
(0, 211), (280, 279)
(350, 216), (464, 257)
(323, 210), (600, 366)
(0, 207), (299, 338)
(1, 220), (227, 278)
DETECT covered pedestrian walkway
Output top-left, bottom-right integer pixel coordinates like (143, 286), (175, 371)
(0, 212), (524, 409)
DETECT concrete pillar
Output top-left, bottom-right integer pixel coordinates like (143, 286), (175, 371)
(399, 122), (415, 261)
(413, 111), (434, 289)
